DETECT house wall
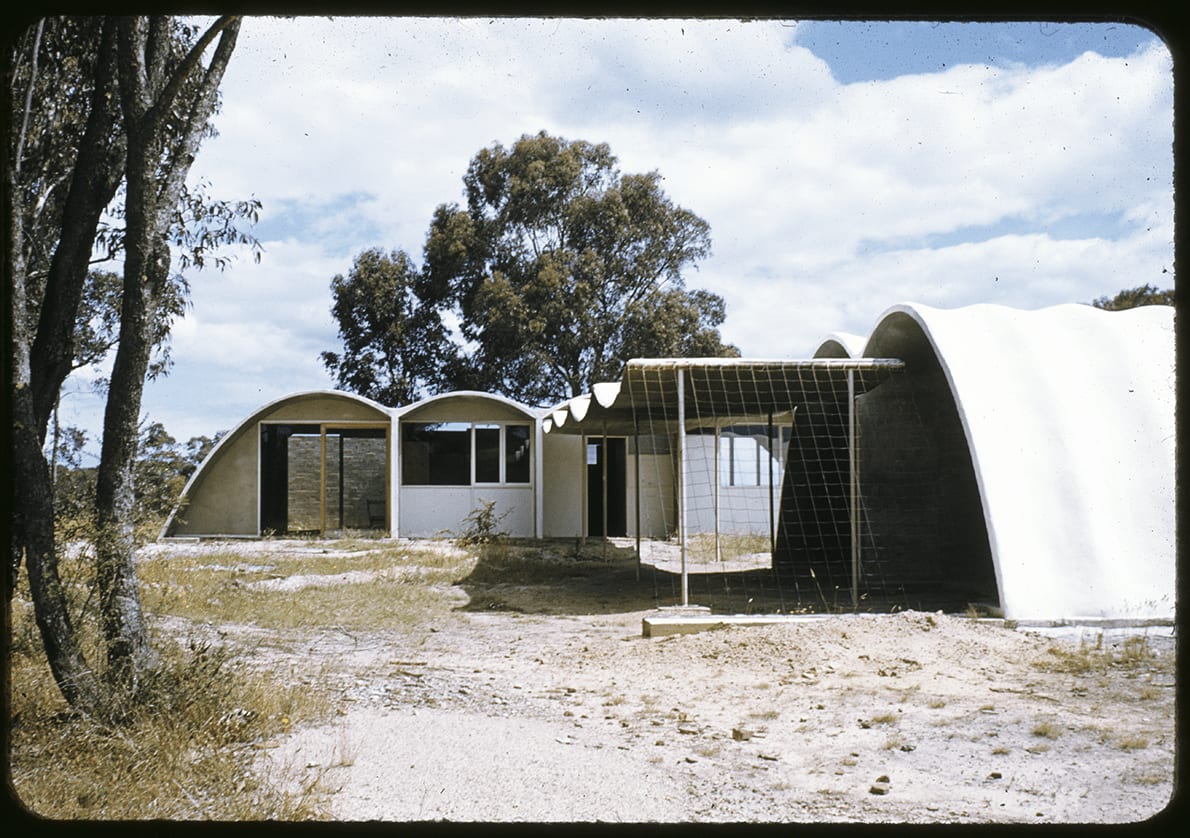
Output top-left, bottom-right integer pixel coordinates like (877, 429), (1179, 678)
(683, 434), (779, 537)
(399, 485), (535, 538)
(262, 396), (385, 424)
(542, 433), (675, 539)
(169, 425), (259, 536)
(542, 434), (583, 537)
(288, 435), (388, 531)
(396, 394), (539, 538)
(166, 392), (391, 537)
(632, 442), (675, 539)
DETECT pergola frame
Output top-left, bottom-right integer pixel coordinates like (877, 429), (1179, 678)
(544, 358), (905, 608)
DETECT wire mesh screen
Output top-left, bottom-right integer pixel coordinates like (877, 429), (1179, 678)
(618, 358), (994, 614)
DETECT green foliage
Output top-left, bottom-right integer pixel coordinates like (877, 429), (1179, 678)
(1090, 284), (1174, 310)
(456, 499), (511, 548)
(324, 131), (737, 405)
(320, 248), (456, 404)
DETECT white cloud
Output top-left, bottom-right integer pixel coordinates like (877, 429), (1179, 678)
(79, 16), (1169, 442)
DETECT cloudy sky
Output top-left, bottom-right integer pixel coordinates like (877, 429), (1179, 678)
(58, 16), (1173, 453)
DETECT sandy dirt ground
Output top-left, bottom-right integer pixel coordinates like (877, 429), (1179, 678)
(151, 540), (1177, 824)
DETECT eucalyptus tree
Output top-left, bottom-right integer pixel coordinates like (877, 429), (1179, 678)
(326, 131), (736, 407)
(95, 16), (244, 696)
(321, 248), (457, 405)
(8, 15), (252, 712)
(1090, 284), (1175, 310)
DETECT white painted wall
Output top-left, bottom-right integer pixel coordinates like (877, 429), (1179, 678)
(542, 434), (583, 537)
(398, 485), (535, 538)
(684, 434), (781, 537)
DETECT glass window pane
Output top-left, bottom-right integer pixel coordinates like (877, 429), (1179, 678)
(475, 425), (501, 483)
(505, 425), (531, 483)
(402, 422), (470, 485)
(733, 435), (759, 487)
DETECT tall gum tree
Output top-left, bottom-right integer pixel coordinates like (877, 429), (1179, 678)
(7, 15), (247, 712)
(94, 15), (241, 697)
(9, 17), (127, 711)
(324, 131), (737, 407)
(432, 131), (733, 403)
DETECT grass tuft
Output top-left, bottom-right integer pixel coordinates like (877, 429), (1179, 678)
(9, 632), (332, 819)
(1031, 720), (1062, 740)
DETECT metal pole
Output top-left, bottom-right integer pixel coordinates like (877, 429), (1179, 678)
(768, 412), (775, 557)
(677, 367), (688, 607)
(714, 425), (721, 564)
(319, 429), (327, 535)
(634, 418), (641, 581)
(848, 370), (858, 608)
(580, 433), (587, 543)
(602, 422), (608, 561)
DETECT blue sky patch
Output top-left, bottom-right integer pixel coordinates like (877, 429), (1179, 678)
(857, 209), (1133, 257)
(253, 191), (386, 250)
(792, 21), (1161, 84)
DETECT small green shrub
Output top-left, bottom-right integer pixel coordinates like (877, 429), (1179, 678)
(456, 499), (510, 548)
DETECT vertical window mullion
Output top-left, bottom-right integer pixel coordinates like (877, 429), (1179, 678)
(499, 424), (506, 484)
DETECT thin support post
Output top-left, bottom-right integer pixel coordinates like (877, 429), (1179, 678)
(602, 423), (608, 561)
(768, 412), (775, 558)
(318, 429), (327, 535)
(677, 367), (688, 607)
(580, 434), (588, 543)
(634, 418), (641, 581)
(848, 370), (858, 608)
(713, 425), (721, 564)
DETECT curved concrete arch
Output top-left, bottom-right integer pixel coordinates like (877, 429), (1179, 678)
(163, 389), (391, 537)
(863, 303), (1175, 621)
(395, 389), (540, 421)
(814, 331), (868, 359)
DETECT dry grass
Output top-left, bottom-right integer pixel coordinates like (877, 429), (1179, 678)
(8, 626), (333, 819)
(137, 540), (477, 632)
(684, 532), (771, 564)
(1115, 735), (1150, 751)
(1031, 720), (1062, 740)
(1035, 632), (1169, 676)
(9, 537), (429, 820)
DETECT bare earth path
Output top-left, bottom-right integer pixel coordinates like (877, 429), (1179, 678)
(152, 541), (1176, 824)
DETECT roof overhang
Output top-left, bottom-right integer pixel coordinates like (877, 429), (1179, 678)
(544, 357), (905, 435)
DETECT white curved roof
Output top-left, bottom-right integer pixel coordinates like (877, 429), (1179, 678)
(393, 389), (540, 419)
(814, 331), (868, 359)
(868, 302), (1175, 621)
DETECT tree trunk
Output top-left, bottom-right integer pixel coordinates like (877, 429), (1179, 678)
(93, 235), (166, 694)
(13, 393), (102, 712)
(8, 145), (101, 711)
(28, 17), (125, 439)
(91, 15), (242, 696)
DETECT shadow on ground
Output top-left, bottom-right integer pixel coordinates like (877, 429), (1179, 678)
(454, 539), (991, 618)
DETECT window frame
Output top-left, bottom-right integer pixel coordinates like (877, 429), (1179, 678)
(718, 425), (791, 488)
(401, 420), (533, 487)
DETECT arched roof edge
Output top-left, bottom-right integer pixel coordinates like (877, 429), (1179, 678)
(393, 390), (543, 420)
(864, 303), (1007, 606)
(159, 389), (391, 538)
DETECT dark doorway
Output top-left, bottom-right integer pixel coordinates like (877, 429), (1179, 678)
(587, 436), (627, 537)
(260, 423), (389, 535)
(260, 423), (320, 535)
